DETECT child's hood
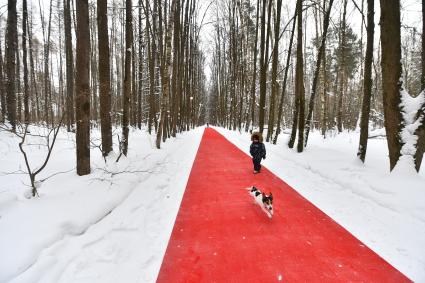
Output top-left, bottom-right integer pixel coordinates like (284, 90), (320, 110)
(251, 132), (264, 143)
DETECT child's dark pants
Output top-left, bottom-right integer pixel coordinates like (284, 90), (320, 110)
(253, 158), (262, 171)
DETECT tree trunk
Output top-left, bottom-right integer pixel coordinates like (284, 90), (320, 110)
(16, 32), (21, 124)
(28, 17), (41, 122)
(413, 0), (425, 171)
(156, 0), (176, 148)
(5, 0), (17, 131)
(321, 0), (328, 138)
(295, 0), (305, 152)
(23, 0), (30, 124)
(43, 0), (53, 125)
(0, 23), (6, 122)
(97, 0), (113, 156)
(304, 0), (334, 146)
(122, 0), (133, 156)
(247, 0), (260, 132)
(75, 0), (91, 175)
(266, 0), (283, 142)
(289, 0), (303, 149)
(380, 0), (403, 171)
(273, 7), (297, 144)
(145, 0), (155, 134)
(357, 0), (375, 162)
(138, 0), (144, 130)
(337, 0), (347, 133)
(258, 0), (268, 133)
(64, 0), (74, 130)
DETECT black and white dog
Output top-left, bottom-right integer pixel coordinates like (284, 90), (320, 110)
(246, 186), (273, 219)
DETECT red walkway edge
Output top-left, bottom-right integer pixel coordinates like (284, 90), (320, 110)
(157, 128), (411, 282)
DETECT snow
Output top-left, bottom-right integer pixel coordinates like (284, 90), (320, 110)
(1, 125), (424, 282)
(397, 88), (425, 173)
(214, 126), (425, 282)
(0, 126), (203, 283)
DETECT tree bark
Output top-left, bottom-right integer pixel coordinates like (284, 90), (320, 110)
(97, 0), (113, 156)
(0, 23), (6, 122)
(122, 0), (133, 156)
(304, 0), (334, 146)
(42, 0), (53, 125)
(413, 0), (425, 171)
(157, 0), (177, 148)
(266, 0), (283, 142)
(75, 0), (91, 175)
(29, 20), (41, 122)
(247, 0), (260, 132)
(273, 7), (297, 144)
(380, 0), (403, 171)
(22, 0), (30, 124)
(145, 0), (156, 134)
(258, 0), (268, 133)
(295, 0), (305, 152)
(337, 0), (347, 133)
(357, 0), (374, 162)
(288, 0), (303, 149)
(63, 0), (75, 132)
(5, 0), (17, 131)
(138, 0), (144, 130)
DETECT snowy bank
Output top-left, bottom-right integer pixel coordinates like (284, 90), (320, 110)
(0, 126), (203, 283)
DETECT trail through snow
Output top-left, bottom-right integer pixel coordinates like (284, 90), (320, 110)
(1, 126), (424, 282)
(215, 127), (425, 282)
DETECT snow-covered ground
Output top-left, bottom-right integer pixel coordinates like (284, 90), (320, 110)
(215, 127), (425, 282)
(1, 125), (424, 282)
(0, 126), (203, 283)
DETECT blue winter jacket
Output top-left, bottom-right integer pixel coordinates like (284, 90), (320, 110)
(250, 142), (266, 160)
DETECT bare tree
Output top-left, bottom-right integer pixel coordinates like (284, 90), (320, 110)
(5, 0), (18, 132)
(304, 0), (334, 147)
(64, 0), (74, 131)
(17, 120), (63, 197)
(248, 0), (260, 132)
(122, 0), (133, 155)
(273, 8), (297, 144)
(413, 0), (425, 172)
(258, 0), (269, 134)
(337, 0), (347, 133)
(97, 0), (113, 156)
(41, 0), (53, 125)
(75, 0), (91, 175)
(357, 0), (375, 162)
(156, 0), (176, 148)
(380, 0), (403, 171)
(22, 0), (30, 124)
(295, 0), (305, 153)
(288, 0), (304, 151)
(0, 23), (6, 123)
(266, 0), (283, 142)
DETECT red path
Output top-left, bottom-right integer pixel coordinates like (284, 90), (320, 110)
(157, 128), (411, 282)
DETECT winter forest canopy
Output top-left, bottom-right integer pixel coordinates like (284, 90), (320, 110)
(0, 0), (424, 194)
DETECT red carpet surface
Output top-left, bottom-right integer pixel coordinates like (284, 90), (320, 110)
(157, 128), (411, 282)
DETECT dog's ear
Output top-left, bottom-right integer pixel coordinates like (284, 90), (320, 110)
(269, 193), (273, 200)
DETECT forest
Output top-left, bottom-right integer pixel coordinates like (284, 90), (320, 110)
(0, 0), (424, 186)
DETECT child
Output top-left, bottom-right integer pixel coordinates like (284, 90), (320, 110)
(250, 132), (266, 174)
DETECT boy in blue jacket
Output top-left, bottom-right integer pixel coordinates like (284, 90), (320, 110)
(250, 132), (266, 173)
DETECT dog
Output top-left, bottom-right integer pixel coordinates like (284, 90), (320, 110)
(246, 186), (273, 219)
